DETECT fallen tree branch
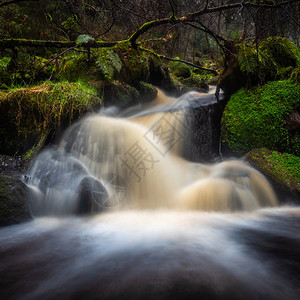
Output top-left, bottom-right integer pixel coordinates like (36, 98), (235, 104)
(0, 38), (119, 49)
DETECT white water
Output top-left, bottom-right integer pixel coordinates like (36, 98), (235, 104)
(1, 89), (299, 300)
(25, 89), (277, 215)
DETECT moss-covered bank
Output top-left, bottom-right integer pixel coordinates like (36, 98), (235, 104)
(221, 80), (300, 156)
(244, 148), (300, 201)
(0, 81), (100, 155)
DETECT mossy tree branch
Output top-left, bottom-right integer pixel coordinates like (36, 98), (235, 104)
(0, 38), (119, 49)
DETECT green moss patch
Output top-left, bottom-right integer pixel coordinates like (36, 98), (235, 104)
(59, 49), (123, 83)
(169, 60), (192, 79)
(0, 81), (100, 155)
(245, 148), (300, 194)
(222, 80), (300, 155)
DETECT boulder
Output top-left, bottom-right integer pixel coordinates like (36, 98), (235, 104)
(0, 175), (31, 226)
(244, 148), (300, 203)
(221, 81), (300, 156)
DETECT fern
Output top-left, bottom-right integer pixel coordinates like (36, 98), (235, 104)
(237, 44), (258, 74)
(95, 50), (122, 80)
(76, 34), (95, 45)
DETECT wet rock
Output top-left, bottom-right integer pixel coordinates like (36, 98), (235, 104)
(25, 148), (109, 216)
(179, 90), (225, 162)
(135, 81), (158, 103)
(78, 176), (108, 214)
(0, 155), (23, 175)
(0, 175), (31, 226)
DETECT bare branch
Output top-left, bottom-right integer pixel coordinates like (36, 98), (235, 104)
(168, 0), (175, 19)
(0, 0), (38, 8)
(184, 22), (227, 55)
(129, 0), (299, 46)
(141, 47), (218, 74)
(33, 45), (78, 78)
(94, 12), (116, 38)
(113, 2), (151, 21)
(281, 5), (300, 27)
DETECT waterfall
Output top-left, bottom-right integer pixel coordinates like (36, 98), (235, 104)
(1, 88), (299, 300)
(24, 89), (277, 215)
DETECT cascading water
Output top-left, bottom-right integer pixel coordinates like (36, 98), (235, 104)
(0, 88), (299, 300)
(24, 89), (277, 214)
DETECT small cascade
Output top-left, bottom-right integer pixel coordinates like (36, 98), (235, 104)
(24, 88), (277, 215)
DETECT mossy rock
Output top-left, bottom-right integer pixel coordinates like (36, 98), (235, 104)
(0, 81), (100, 155)
(179, 73), (209, 92)
(259, 37), (300, 69)
(116, 45), (150, 84)
(244, 148), (300, 202)
(103, 80), (140, 108)
(58, 54), (90, 82)
(0, 175), (32, 226)
(170, 60), (192, 79)
(135, 81), (157, 103)
(221, 80), (300, 156)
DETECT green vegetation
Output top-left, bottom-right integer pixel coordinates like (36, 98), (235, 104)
(59, 48), (123, 83)
(245, 148), (300, 193)
(222, 80), (300, 155)
(170, 60), (192, 78)
(237, 37), (300, 83)
(220, 37), (300, 96)
(168, 59), (213, 91)
(0, 81), (100, 155)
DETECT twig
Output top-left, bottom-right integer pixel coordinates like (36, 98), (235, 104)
(141, 47), (218, 74)
(33, 45), (78, 78)
(281, 6), (300, 27)
(168, 0), (175, 19)
(94, 13), (116, 38)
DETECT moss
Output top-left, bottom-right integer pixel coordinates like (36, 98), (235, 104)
(58, 54), (90, 82)
(0, 65), (12, 87)
(222, 80), (300, 155)
(116, 45), (150, 84)
(135, 81), (157, 102)
(179, 73), (209, 92)
(6, 54), (56, 85)
(58, 48), (123, 84)
(103, 80), (140, 108)
(169, 60), (192, 79)
(290, 66), (300, 84)
(0, 57), (11, 68)
(260, 37), (300, 69)
(0, 81), (100, 155)
(220, 37), (300, 97)
(244, 148), (300, 193)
